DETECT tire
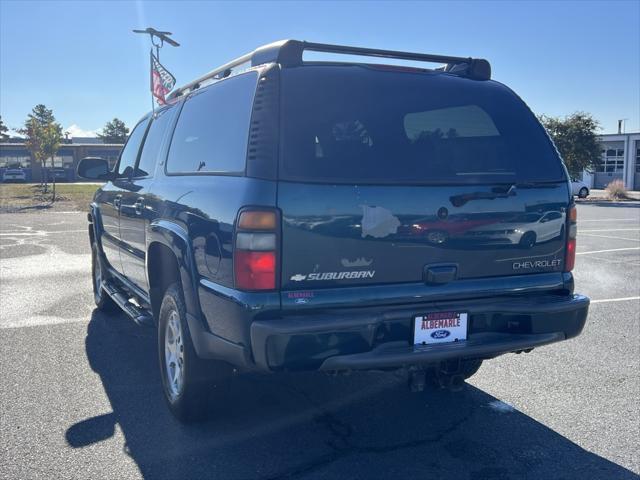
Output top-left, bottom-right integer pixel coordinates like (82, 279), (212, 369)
(158, 283), (229, 423)
(459, 358), (483, 380)
(91, 243), (118, 312)
(578, 187), (589, 199)
(519, 231), (537, 249)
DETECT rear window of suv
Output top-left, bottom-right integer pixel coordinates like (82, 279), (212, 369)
(279, 66), (564, 184)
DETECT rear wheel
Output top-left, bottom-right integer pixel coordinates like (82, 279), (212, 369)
(578, 187), (589, 198)
(91, 243), (117, 312)
(158, 283), (230, 423)
(459, 358), (483, 380)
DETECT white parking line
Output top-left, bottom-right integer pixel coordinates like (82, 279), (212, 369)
(0, 230), (86, 236)
(580, 228), (640, 232)
(591, 296), (640, 304)
(0, 316), (89, 330)
(576, 247), (640, 255)
(582, 254), (640, 266)
(579, 218), (639, 222)
(0, 210), (85, 215)
(580, 233), (640, 242)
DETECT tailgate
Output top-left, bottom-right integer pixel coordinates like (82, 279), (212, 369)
(279, 182), (569, 290)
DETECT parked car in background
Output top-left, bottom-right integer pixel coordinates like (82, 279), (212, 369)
(77, 40), (589, 423)
(466, 211), (565, 248)
(571, 178), (589, 198)
(2, 168), (27, 182)
(47, 168), (68, 182)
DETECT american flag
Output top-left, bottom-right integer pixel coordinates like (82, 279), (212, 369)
(150, 51), (176, 105)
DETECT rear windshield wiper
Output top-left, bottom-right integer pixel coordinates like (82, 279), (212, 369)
(450, 184), (516, 207)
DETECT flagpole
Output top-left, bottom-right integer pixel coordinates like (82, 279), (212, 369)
(153, 37), (161, 115)
(133, 27), (180, 111)
(150, 48), (155, 116)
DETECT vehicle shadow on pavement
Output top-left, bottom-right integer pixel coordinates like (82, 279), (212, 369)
(66, 310), (637, 480)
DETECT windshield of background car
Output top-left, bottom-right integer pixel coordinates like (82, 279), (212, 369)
(279, 65), (565, 185)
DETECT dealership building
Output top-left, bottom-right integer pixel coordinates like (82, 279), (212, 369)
(0, 138), (123, 182)
(1, 132), (639, 189)
(581, 132), (640, 190)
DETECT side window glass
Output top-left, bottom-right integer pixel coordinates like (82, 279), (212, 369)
(136, 106), (176, 177)
(166, 72), (257, 173)
(117, 118), (150, 177)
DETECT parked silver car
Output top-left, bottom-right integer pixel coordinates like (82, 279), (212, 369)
(571, 178), (590, 198)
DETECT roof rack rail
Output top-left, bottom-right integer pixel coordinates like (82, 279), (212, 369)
(167, 40), (491, 100)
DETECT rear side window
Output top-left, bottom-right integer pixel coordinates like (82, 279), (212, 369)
(166, 72), (257, 174)
(280, 67), (564, 184)
(117, 117), (150, 177)
(136, 105), (176, 177)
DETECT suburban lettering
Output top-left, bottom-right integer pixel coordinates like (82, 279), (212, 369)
(303, 271), (375, 281)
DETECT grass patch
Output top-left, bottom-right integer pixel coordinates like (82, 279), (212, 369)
(0, 183), (100, 212)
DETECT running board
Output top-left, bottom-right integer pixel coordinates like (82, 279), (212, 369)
(102, 281), (154, 327)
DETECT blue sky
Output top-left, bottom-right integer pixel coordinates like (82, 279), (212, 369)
(1, 0), (638, 136)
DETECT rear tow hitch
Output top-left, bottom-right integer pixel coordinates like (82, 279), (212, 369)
(438, 373), (465, 392)
(409, 359), (474, 393)
(434, 359), (467, 392)
(433, 359), (465, 392)
(408, 368), (465, 392)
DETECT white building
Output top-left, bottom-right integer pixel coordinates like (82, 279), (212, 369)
(581, 132), (640, 190)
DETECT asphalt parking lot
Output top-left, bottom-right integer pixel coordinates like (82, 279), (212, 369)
(0, 203), (638, 480)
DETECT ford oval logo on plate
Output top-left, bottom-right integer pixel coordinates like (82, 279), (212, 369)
(431, 329), (451, 339)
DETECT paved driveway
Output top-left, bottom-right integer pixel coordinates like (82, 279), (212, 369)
(0, 204), (638, 479)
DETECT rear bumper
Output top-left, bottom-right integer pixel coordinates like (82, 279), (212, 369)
(249, 294), (589, 372)
(318, 332), (564, 370)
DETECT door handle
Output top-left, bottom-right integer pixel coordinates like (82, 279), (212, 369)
(134, 197), (144, 216)
(113, 195), (122, 209)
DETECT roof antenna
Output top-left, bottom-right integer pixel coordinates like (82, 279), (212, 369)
(132, 28), (180, 112)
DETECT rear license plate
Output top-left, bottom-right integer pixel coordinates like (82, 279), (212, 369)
(413, 312), (468, 345)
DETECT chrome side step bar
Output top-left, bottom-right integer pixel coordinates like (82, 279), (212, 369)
(102, 281), (154, 327)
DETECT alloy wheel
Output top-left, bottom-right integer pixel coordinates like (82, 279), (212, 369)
(164, 310), (185, 399)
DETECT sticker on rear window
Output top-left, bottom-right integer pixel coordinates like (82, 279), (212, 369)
(361, 205), (401, 238)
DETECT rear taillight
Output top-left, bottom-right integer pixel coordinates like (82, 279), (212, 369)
(234, 210), (278, 291)
(565, 205), (577, 272)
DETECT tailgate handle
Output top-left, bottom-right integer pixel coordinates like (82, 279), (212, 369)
(424, 264), (458, 285)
